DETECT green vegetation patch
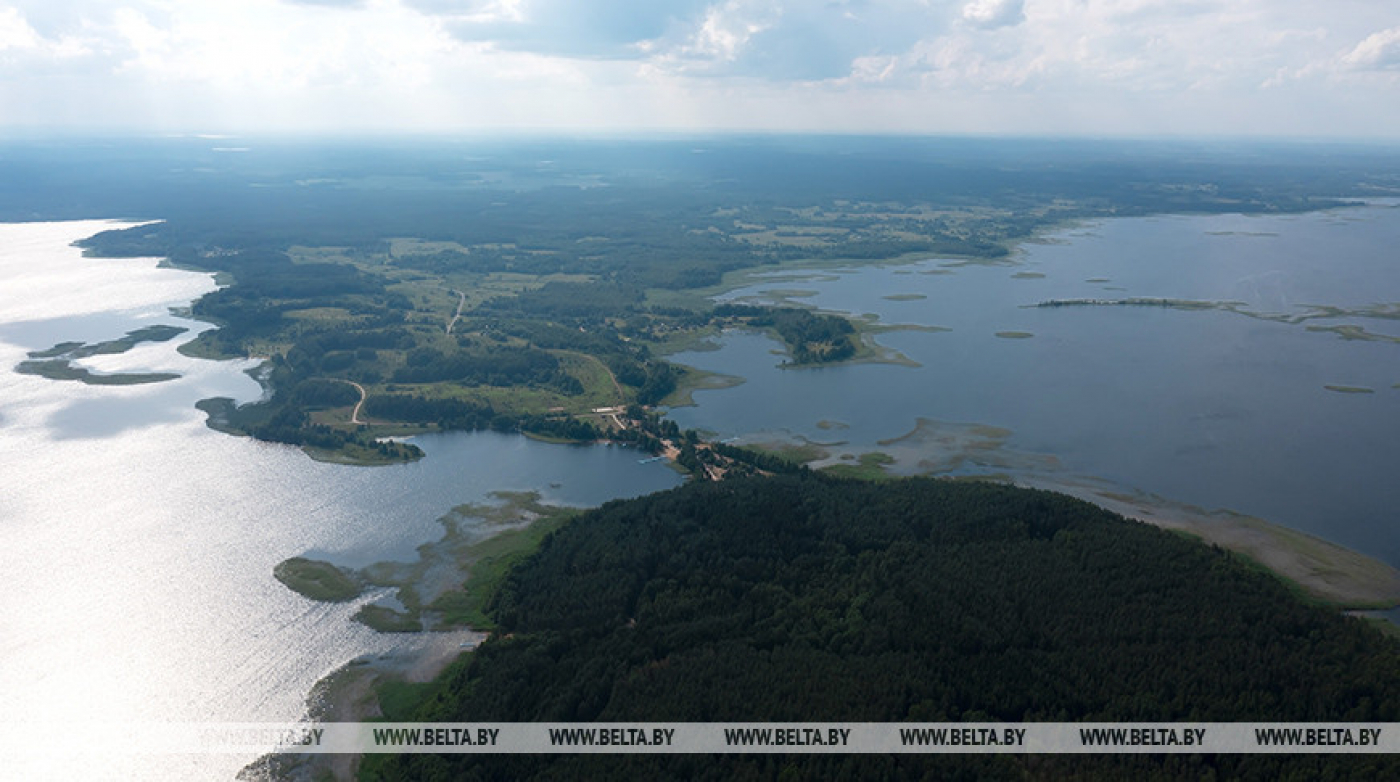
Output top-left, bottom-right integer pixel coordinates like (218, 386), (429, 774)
(354, 605), (423, 633)
(25, 325), (188, 360)
(429, 510), (573, 630)
(881, 293), (927, 301)
(15, 359), (179, 386)
(715, 304), (858, 365)
(658, 366), (745, 408)
(1308, 324), (1400, 344)
(1036, 297), (1233, 312)
(16, 325), (190, 386)
(283, 492), (580, 632)
(282, 307), (356, 323)
(273, 557), (363, 602)
(819, 451), (896, 481)
(749, 440), (833, 465)
(302, 440), (424, 466)
(25, 341), (85, 359)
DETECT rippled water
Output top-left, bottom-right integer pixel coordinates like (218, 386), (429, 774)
(668, 203), (1400, 568)
(0, 222), (682, 779)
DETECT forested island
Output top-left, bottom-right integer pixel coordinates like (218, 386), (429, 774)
(361, 474), (1400, 780)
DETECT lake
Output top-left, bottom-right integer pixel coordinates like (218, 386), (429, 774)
(668, 202), (1400, 570)
(2, 203), (1398, 778)
(0, 221), (682, 780)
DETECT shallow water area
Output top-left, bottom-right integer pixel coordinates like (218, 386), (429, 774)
(668, 203), (1400, 571)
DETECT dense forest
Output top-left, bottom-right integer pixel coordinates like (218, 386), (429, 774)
(365, 474), (1400, 780)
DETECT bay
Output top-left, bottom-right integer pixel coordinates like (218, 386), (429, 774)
(0, 221), (681, 779)
(668, 203), (1400, 569)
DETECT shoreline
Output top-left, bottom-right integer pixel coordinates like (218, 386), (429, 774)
(227, 201), (1393, 777)
(668, 206), (1400, 614)
(749, 417), (1400, 613)
(1015, 476), (1400, 610)
(69, 204), (1398, 767)
(244, 627), (485, 782)
(12, 198), (1386, 780)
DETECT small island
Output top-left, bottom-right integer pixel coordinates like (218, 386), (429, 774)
(16, 324), (189, 386)
(273, 557), (362, 602)
(16, 359), (179, 385)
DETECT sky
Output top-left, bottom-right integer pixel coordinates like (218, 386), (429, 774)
(1, 0), (1398, 138)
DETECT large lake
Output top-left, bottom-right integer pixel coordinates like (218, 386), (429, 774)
(0, 222), (682, 780)
(669, 202), (1400, 570)
(2, 204), (1398, 778)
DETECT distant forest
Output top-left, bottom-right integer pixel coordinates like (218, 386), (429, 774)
(365, 474), (1400, 780)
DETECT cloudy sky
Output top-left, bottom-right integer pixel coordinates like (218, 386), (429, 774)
(1, 0), (1398, 137)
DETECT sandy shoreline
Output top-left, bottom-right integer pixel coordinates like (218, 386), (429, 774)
(1017, 476), (1400, 609)
(241, 627), (485, 782)
(307, 628), (486, 721)
(751, 416), (1400, 611)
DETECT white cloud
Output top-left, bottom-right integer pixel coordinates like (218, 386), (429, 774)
(651, 1), (940, 82)
(0, 5), (95, 59)
(0, 0), (1397, 136)
(657, 0), (786, 75)
(960, 0), (1024, 30)
(0, 7), (42, 50)
(1341, 27), (1400, 71)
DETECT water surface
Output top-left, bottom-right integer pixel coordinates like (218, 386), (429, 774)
(669, 204), (1400, 568)
(0, 221), (681, 779)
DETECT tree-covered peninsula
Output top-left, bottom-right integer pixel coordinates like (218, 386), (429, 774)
(365, 473), (1400, 780)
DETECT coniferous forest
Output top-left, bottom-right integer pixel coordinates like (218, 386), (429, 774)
(365, 474), (1400, 780)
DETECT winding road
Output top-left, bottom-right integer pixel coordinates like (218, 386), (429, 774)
(344, 379), (368, 424)
(446, 289), (467, 335)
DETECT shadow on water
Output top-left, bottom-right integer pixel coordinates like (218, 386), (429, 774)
(0, 312), (152, 351)
(46, 388), (192, 439)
